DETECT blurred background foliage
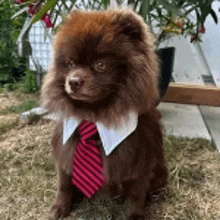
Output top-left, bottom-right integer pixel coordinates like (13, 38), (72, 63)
(0, 0), (219, 92)
(0, 0), (27, 86)
(13, 0), (219, 45)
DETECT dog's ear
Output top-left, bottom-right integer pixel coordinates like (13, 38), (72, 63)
(116, 10), (144, 41)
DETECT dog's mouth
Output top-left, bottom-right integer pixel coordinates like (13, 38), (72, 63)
(67, 92), (101, 103)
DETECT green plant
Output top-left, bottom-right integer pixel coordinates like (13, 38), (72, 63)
(0, 0), (27, 83)
(12, 0), (110, 36)
(13, 0), (219, 47)
(4, 84), (14, 92)
(132, 0), (219, 45)
(3, 70), (38, 93)
(20, 70), (38, 93)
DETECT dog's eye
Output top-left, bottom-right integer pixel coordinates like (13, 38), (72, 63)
(94, 61), (107, 72)
(67, 61), (75, 69)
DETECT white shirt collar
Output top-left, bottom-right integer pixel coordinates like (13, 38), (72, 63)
(63, 111), (138, 155)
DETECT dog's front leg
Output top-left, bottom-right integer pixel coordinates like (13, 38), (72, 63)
(122, 178), (150, 220)
(50, 167), (74, 219)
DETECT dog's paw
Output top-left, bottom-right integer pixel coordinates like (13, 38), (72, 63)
(49, 203), (72, 220)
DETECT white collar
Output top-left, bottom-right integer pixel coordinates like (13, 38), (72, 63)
(63, 111), (138, 155)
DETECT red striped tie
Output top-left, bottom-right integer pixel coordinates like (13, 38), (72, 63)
(72, 120), (106, 198)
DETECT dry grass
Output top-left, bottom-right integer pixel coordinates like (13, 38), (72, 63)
(0, 91), (220, 220)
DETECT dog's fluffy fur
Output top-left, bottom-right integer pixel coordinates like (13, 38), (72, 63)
(41, 8), (168, 220)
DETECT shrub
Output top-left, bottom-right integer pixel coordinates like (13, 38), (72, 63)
(20, 70), (38, 93)
(0, 0), (27, 83)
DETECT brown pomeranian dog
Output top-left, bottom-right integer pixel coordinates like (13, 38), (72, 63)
(41, 8), (168, 220)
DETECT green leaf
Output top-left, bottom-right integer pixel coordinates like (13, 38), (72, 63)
(184, 6), (196, 16)
(11, 6), (29, 19)
(158, 0), (180, 15)
(139, 0), (151, 22)
(207, 0), (214, 6)
(156, 7), (162, 18)
(210, 9), (218, 24)
(194, 7), (200, 33)
(32, 0), (58, 24)
(102, 0), (110, 9)
(177, 0), (185, 8)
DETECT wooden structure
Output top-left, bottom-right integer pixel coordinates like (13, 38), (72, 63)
(163, 83), (220, 107)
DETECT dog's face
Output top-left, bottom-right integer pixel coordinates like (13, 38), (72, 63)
(59, 41), (127, 103)
(42, 9), (160, 124)
(54, 10), (141, 104)
(64, 57), (119, 103)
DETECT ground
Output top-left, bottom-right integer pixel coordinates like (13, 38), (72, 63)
(0, 91), (220, 220)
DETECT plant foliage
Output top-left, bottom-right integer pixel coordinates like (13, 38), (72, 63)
(0, 0), (27, 83)
(13, 0), (219, 46)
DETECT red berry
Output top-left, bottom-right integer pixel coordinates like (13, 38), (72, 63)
(46, 22), (54, 28)
(199, 26), (205, 33)
(29, 5), (37, 15)
(15, 0), (24, 3)
(41, 14), (54, 28)
(41, 14), (50, 23)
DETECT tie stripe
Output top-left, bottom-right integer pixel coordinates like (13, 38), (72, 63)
(80, 146), (102, 164)
(73, 173), (95, 198)
(73, 159), (104, 185)
(77, 143), (102, 165)
(79, 122), (96, 134)
(78, 121), (93, 131)
(74, 153), (105, 183)
(81, 128), (97, 140)
(72, 120), (106, 198)
(82, 141), (100, 154)
(76, 143), (103, 171)
(73, 166), (99, 190)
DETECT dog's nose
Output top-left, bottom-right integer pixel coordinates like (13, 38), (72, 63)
(69, 77), (84, 91)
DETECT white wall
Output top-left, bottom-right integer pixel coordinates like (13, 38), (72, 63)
(159, 36), (205, 84)
(28, 21), (53, 72)
(200, 2), (220, 86)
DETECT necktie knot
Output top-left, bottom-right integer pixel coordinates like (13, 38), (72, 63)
(78, 120), (98, 142)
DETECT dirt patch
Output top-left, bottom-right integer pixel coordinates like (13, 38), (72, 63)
(0, 115), (18, 123)
(1, 119), (56, 151)
(0, 91), (39, 111)
(0, 93), (20, 110)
